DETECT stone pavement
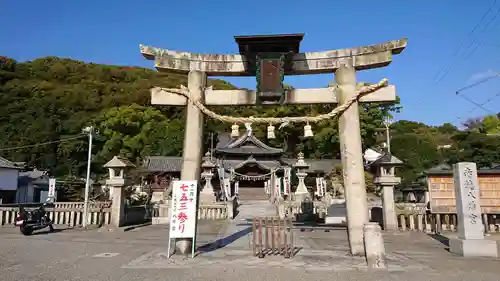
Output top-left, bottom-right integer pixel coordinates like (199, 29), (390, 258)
(2, 202), (500, 280)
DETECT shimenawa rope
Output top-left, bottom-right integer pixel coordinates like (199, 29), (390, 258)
(157, 78), (388, 125)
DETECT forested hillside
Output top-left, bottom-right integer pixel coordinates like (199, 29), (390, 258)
(1, 56), (499, 186)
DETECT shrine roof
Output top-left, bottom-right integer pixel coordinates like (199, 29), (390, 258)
(142, 156), (182, 172)
(141, 156), (341, 174)
(214, 132), (283, 156)
(234, 33), (304, 55)
(426, 163), (500, 175)
(221, 158), (282, 171)
(370, 153), (404, 166)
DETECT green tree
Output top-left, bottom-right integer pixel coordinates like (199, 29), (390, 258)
(481, 115), (500, 134)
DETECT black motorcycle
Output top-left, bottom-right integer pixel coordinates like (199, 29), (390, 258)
(15, 204), (55, 235)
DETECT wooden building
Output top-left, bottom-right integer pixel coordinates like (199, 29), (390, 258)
(426, 163), (500, 213)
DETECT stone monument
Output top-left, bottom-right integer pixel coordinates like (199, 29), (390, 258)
(449, 162), (498, 257)
(140, 34), (407, 255)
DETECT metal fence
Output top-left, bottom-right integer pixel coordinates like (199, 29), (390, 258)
(251, 216), (294, 258)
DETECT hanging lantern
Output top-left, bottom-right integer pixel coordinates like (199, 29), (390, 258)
(231, 124), (239, 138)
(304, 123), (313, 138)
(267, 124), (276, 139)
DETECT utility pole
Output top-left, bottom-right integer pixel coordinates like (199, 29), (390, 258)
(383, 117), (392, 154)
(82, 126), (95, 228)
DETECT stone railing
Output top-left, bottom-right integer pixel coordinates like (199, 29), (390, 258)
(279, 200), (328, 219)
(395, 202), (427, 215)
(395, 212), (500, 233)
(0, 202), (112, 227)
(151, 200), (236, 224)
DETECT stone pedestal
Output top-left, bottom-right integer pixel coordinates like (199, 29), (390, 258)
(150, 191), (165, 203)
(363, 223), (387, 268)
(177, 70), (206, 255)
(111, 186), (125, 227)
(449, 239), (497, 257)
(381, 185), (397, 231)
(449, 162), (498, 257)
(336, 61), (368, 255)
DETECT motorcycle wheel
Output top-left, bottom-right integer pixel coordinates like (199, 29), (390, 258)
(20, 225), (33, 236)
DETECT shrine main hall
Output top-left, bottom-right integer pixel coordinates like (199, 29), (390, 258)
(141, 129), (339, 200)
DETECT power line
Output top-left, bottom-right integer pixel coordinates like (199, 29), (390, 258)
(455, 71), (500, 93)
(433, 0), (498, 85)
(463, 6), (500, 60)
(0, 135), (86, 152)
(450, 89), (500, 125)
(414, 0), (499, 110)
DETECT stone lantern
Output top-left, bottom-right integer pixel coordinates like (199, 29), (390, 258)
(367, 153), (403, 231)
(293, 152), (310, 202)
(104, 156), (136, 227)
(200, 152), (216, 202)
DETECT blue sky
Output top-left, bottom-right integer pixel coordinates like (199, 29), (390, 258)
(3, 0), (500, 127)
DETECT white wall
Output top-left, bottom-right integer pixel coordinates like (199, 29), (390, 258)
(0, 168), (19, 191)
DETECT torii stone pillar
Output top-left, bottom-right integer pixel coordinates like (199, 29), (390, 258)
(336, 61), (369, 255)
(177, 70), (206, 254)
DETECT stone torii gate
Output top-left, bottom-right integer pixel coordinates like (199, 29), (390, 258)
(140, 34), (407, 255)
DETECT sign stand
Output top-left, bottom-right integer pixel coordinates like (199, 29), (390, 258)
(166, 180), (199, 259)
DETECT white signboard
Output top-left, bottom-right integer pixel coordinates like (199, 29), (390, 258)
(48, 178), (56, 202)
(169, 180), (198, 239)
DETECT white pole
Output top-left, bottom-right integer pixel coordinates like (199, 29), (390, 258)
(82, 126), (93, 228)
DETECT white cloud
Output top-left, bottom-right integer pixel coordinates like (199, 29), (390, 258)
(468, 70), (498, 83)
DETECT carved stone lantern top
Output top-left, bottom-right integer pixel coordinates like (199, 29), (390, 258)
(104, 156), (135, 186)
(201, 152), (216, 169)
(293, 151), (309, 169)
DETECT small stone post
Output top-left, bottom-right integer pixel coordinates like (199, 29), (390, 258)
(336, 60), (369, 255)
(293, 152), (310, 202)
(178, 70), (206, 255)
(200, 152), (216, 202)
(363, 222), (387, 268)
(449, 162), (498, 257)
(104, 156), (136, 228)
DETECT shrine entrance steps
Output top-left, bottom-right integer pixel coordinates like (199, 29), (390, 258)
(238, 187), (269, 201)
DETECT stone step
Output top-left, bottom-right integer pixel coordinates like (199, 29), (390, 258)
(238, 188), (268, 201)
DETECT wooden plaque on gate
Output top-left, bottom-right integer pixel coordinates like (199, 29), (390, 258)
(260, 59), (281, 92)
(428, 175), (500, 214)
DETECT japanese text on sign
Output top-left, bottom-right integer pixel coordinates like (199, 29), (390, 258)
(169, 180), (198, 238)
(461, 166), (479, 224)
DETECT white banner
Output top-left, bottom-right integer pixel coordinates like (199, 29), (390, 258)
(169, 180), (198, 239)
(315, 177), (320, 196)
(234, 181), (239, 194)
(223, 178), (231, 198)
(275, 177), (281, 197)
(48, 178), (56, 202)
(320, 177), (326, 196)
(284, 167), (291, 195)
(264, 181), (269, 194)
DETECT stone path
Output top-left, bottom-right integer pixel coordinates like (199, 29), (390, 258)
(3, 224), (500, 280)
(205, 200), (276, 250)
